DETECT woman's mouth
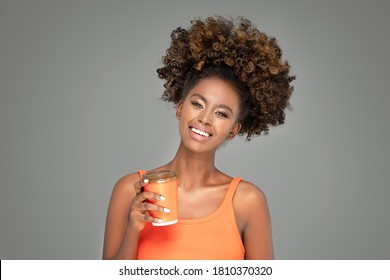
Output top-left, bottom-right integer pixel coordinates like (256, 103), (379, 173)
(189, 126), (212, 138)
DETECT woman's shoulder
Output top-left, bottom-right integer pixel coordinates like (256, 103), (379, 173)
(234, 179), (268, 208)
(111, 172), (141, 197)
(232, 179), (269, 232)
(116, 171), (141, 186)
(114, 165), (167, 187)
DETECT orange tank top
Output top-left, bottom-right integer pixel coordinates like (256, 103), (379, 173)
(136, 170), (245, 260)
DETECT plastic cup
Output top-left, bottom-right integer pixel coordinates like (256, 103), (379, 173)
(142, 170), (178, 226)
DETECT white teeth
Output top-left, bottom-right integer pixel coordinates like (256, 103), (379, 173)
(191, 127), (210, 137)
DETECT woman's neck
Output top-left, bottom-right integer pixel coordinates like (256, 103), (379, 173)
(167, 142), (218, 190)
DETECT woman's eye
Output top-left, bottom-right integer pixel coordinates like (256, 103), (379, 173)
(216, 111), (228, 118)
(191, 101), (203, 109)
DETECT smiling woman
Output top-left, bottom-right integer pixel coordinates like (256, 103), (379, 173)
(178, 77), (242, 153)
(102, 15), (295, 260)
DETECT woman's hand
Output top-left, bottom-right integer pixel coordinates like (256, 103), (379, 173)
(128, 178), (167, 231)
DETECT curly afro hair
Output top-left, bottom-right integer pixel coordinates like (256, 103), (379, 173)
(157, 16), (295, 141)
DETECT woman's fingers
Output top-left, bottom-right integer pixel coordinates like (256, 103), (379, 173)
(129, 205), (164, 229)
(132, 191), (167, 212)
(134, 178), (149, 194)
(134, 200), (169, 214)
(130, 179), (169, 228)
(139, 212), (163, 224)
(135, 190), (165, 202)
(129, 191), (169, 228)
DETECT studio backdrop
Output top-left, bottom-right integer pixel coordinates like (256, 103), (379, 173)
(1, 0), (389, 259)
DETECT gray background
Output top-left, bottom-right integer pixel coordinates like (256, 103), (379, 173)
(1, 0), (389, 260)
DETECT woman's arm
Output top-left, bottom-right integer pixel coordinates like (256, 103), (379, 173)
(234, 182), (274, 260)
(102, 174), (140, 259)
(102, 173), (166, 259)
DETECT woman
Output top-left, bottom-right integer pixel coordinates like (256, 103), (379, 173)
(102, 16), (294, 260)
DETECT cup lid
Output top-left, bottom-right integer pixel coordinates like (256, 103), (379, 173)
(142, 170), (177, 183)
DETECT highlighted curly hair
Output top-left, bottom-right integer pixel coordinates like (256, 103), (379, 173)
(157, 16), (295, 141)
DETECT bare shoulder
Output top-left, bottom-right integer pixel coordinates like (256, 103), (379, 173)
(234, 180), (273, 259)
(105, 172), (142, 225)
(110, 172), (141, 201)
(114, 172), (140, 189)
(234, 180), (268, 207)
(233, 180), (269, 229)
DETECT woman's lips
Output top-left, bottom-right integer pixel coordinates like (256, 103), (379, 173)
(188, 125), (213, 141)
(190, 127), (210, 137)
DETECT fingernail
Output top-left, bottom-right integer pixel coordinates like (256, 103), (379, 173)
(157, 219), (163, 223)
(160, 195), (166, 201)
(163, 208), (171, 213)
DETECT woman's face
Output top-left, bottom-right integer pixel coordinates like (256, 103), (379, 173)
(176, 77), (242, 153)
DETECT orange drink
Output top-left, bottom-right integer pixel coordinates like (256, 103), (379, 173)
(142, 170), (178, 226)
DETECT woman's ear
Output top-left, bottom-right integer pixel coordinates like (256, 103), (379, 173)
(176, 101), (183, 120)
(226, 123), (242, 140)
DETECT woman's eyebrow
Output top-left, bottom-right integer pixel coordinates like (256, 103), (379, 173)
(217, 104), (233, 114)
(190, 93), (233, 114)
(190, 93), (207, 103)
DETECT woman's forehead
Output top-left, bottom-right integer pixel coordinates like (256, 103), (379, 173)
(187, 77), (240, 105)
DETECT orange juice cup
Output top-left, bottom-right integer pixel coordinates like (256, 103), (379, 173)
(142, 170), (178, 226)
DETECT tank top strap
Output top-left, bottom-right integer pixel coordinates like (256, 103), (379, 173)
(224, 177), (242, 202)
(137, 170), (146, 178)
(224, 177), (243, 251)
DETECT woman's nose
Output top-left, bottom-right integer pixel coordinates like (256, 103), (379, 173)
(198, 109), (212, 125)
